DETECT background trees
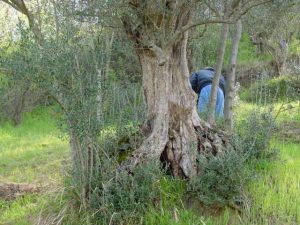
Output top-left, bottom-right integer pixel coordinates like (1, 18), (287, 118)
(245, 0), (300, 75)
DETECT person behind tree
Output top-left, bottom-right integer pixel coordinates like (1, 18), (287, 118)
(189, 67), (226, 117)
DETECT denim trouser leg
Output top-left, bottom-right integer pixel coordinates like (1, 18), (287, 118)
(198, 85), (224, 117)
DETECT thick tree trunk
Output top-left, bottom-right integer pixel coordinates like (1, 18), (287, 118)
(207, 24), (229, 124)
(120, 30), (230, 178)
(224, 20), (242, 131)
(121, 33), (200, 178)
(120, 1), (236, 177)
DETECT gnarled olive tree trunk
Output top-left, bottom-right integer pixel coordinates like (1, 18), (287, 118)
(121, 43), (228, 175)
(120, 32), (210, 178)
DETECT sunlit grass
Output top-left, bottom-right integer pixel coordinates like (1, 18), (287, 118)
(0, 108), (68, 183)
(235, 100), (300, 123)
(240, 140), (300, 225)
(0, 107), (68, 224)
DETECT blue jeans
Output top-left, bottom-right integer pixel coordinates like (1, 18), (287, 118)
(198, 85), (224, 117)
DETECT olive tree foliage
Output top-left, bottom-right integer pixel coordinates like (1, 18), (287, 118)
(0, 4), (43, 125)
(0, 0), (113, 206)
(245, 0), (300, 75)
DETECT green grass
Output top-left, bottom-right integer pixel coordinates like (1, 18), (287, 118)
(244, 140), (300, 225)
(0, 99), (299, 224)
(0, 107), (68, 225)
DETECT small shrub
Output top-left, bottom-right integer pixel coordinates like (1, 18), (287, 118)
(89, 159), (163, 224)
(236, 110), (277, 161)
(186, 110), (277, 208)
(187, 148), (248, 207)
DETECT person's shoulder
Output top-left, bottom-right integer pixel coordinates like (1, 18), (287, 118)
(196, 69), (209, 75)
(191, 68), (214, 78)
(200, 69), (214, 77)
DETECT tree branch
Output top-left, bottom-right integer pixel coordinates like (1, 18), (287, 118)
(234, 0), (272, 20)
(1, 0), (43, 43)
(167, 18), (231, 49)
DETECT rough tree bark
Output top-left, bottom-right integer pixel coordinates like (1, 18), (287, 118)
(207, 24), (229, 124)
(224, 19), (242, 131)
(2, 0), (271, 203)
(276, 40), (288, 75)
(121, 33), (200, 177)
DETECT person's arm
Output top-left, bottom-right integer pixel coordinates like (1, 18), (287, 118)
(189, 72), (198, 93)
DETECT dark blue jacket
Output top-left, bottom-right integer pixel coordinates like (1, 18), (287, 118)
(189, 69), (226, 95)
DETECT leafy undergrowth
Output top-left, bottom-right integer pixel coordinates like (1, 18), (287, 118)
(141, 139), (300, 225)
(0, 103), (299, 225)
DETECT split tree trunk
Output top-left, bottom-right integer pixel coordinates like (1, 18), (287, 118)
(120, 31), (229, 178)
(224, 19), (242, 131)
(121, 33), (200, 177)
(276, 40), (288, 75)
(263, 39), (289, 76)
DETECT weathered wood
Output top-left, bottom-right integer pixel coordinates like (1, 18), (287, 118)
(0, 183), (40, 200)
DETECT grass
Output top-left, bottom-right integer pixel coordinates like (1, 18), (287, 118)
(0, 98), (299, 224)
(0, 107), (68, 225)
(244, 140), (300, 225)
(239, 75), (300, 104)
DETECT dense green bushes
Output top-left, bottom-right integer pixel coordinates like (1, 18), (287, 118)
(187, 148), (247, 207)
(240, 75), (300, 103)
(237, 110), (277, 160)
(186, 110), (276, 208)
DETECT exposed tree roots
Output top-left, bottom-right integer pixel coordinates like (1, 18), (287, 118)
(119, 120), (231, 178)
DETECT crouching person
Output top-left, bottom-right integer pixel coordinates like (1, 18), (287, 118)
(189, 67), (226, 117)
